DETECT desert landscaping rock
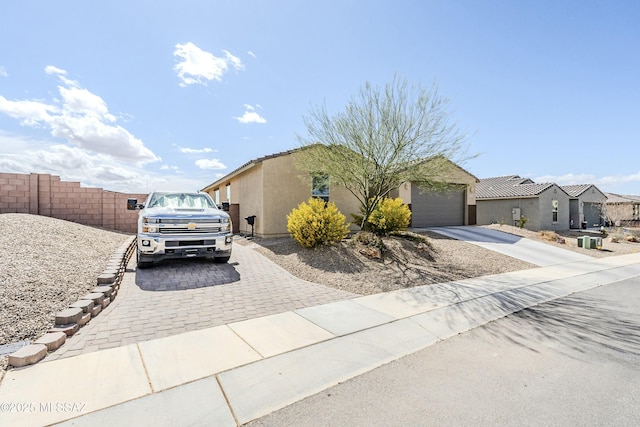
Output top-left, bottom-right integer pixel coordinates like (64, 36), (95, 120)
(8, 344), (47, 367)
(35, 332), (66, 351)
(0, 214), (130, 373)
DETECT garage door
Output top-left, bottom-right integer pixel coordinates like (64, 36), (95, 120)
(410, 186), (465, 227)
(583, 202), (603, 227)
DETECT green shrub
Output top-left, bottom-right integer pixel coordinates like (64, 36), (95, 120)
(367, 198), (411, 235)
(287, 198), (350, 248)
(518, 216), (529, 229)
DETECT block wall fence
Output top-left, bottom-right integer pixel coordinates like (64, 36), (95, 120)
(0, 172), (147, 234)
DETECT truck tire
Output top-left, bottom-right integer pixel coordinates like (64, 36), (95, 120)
(214, 256), (230, 263)
(136, 249), (153, 269)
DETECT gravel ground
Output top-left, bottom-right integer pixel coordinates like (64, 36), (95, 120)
(242, 231), (537, 295)
(0, 213), (131, 376)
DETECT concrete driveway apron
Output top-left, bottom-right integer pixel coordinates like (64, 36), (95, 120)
(427, 226), (593, 266)
(45, 241), (355, 362)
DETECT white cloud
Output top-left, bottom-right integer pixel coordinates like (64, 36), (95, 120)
(0, 66), (7, 77)
(173, 42), (244, 87)
(536, 172), (640, 192)
(233, 104), (266, 124)
(247, 51), (257, 59)
(58, 86), (115, 121)
(195, 158), (227, 170)
(178, 146), (215, 154)
(223, 50), (244, 71)
(160, 164), (181, 173)
(0, 131), (209, 193)
(44, 65), (67, 76)
(0, 96), (58, 126)
(0, 66), (159, 165)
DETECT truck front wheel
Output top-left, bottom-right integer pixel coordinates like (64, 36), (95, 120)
(214, 256), (230, 263)
(136, 249), (153, 269)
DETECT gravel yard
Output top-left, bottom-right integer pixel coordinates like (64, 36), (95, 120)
(0, 214), (130, 375)
(245, 232), (537, 295)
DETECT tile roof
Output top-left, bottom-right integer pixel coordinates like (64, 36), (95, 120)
(561, 184), (593, 197)
(476, 175), (554, 199)
(605, 193), (640, 203)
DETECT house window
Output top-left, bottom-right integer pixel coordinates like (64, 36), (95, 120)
(312, 175), (329, 202)
(214, 189), (220, 205)
(552, 199), (558, 223)
(226, 184), (231, 203)
(634, 204), (639, 221)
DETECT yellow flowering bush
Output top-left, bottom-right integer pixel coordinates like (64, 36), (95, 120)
(287, 198), (350, 248)
(367, 198), (411, 235)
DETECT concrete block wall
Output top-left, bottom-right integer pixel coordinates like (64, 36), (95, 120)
(0, 172), (147, 234)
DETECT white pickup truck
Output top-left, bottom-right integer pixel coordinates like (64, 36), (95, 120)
(127, 191), (233, 268)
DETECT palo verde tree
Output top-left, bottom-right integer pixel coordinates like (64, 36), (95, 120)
(295, 74), (472, 230)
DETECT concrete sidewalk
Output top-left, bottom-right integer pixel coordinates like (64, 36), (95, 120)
(1, 253), (639, 426)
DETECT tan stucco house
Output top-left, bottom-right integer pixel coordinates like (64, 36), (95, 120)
(202, 149), (478, 237)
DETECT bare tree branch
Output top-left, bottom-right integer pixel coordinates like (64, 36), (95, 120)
(295, 74), (474, 229)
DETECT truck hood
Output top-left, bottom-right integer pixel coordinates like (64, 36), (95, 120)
(142, 206), (229, 219)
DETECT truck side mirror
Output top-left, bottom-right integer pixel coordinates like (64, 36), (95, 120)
(127, 198), (138, 210)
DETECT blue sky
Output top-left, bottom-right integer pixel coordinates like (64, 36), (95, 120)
(1, 1), (638, 195)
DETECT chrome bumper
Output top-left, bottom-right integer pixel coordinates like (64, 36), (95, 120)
(137, 233), (233, 259)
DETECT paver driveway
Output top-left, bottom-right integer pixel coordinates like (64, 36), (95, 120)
(46, 241), (355, 362)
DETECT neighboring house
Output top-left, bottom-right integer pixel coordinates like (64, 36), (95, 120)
(561, 184), (607, 229)
(604, 193), (640, 226)
(476, 175), (571, 231)
(201, 149), (478, 237)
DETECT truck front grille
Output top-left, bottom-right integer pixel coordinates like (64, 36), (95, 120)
(159, 226), (222, 234)
(159, 218), (222, 224)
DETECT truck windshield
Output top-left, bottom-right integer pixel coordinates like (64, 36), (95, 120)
(147, 193), (215, 209)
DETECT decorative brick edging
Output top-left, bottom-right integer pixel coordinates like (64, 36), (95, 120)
(7, 237), (136, 368)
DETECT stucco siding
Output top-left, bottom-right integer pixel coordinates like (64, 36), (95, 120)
(538, 186), (570, 231)
(235, 164), (264, 235)
(477, 198), (541, 230)
(262, 155), (310, 237)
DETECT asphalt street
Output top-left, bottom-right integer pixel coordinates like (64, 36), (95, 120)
(248, 278), (640, 427)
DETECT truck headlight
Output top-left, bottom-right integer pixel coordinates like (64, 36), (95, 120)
(143, 217), (160, 224)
